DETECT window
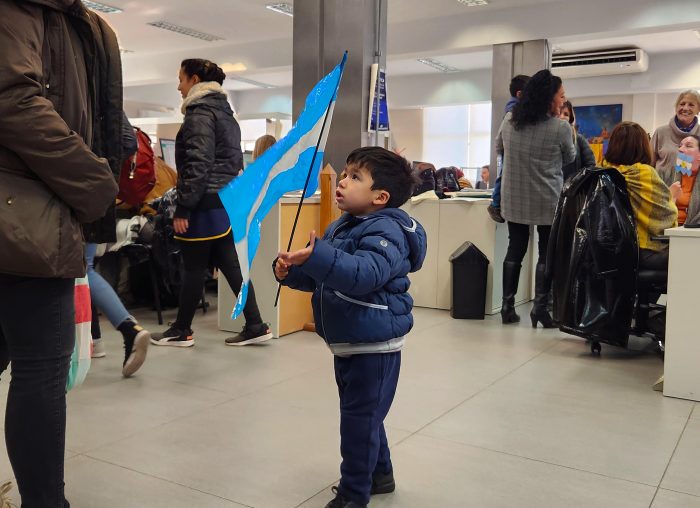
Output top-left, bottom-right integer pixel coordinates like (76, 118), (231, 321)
(422, 103), (492, 184)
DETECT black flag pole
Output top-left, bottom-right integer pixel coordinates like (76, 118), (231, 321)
(274, 54), (346, 307)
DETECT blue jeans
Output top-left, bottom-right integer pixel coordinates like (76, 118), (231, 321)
(86, 243), (131, 328)
(492, 173), (502, 208)
(334, 352), (401, 505)
(0, 275), (73, 507)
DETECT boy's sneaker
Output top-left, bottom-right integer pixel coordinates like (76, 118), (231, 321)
(370, 470), (395, 495)
(91, 338), (106, 359)
(151, 325), (194, 348)
(324, 487), (367, 508)
(487, 204), (505, 223)
(119, 320), (150, 378)
(225, 322), (273, 346)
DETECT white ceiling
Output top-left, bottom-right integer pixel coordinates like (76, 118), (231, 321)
(106, 0), (700, 109)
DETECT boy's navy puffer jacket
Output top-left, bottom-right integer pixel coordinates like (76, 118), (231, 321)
(278, 208), (427, 355)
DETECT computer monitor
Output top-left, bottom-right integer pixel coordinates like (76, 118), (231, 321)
(159, 139), (177, 170)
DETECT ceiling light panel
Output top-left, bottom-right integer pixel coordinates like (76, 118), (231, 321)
(417, 58), (460, 73)
(266, 3), (294, 16)
(83, 1), (122, 13)
(227, 76), (276, 89)
(147, 21), (224, 42)
(457, 0), (489, 6)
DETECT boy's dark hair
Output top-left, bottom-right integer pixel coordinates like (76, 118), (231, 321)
(511, 69), (562, 130)
(509, 74), (530, 98)
(346, 147), (417, 208)
(180, 59), (226, 85)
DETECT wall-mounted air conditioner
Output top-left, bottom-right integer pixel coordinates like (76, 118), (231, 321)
(552, 48), (649, 79)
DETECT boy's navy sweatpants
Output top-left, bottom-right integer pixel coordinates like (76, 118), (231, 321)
(334, 351), (401, 506)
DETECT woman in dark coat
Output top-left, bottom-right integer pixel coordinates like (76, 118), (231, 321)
(152, 59), (271, 347)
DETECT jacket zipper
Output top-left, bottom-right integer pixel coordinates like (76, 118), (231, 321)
(319, 219), (351, 342)
(333, 290), (388, 310)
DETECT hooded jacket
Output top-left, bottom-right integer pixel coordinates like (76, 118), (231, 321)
(174, 82), (243, 219)
(277, 208), (427, 356)
(0, 0), (118, 278)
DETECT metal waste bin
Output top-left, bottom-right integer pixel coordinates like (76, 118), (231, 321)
(449, 241), (489, 319)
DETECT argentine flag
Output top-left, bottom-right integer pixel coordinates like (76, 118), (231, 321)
(219, 53), (347, 319)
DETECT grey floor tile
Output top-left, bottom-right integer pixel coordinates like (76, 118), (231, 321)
(661, 419), (700, 496)
(86, 395), (352, 508)
(423, 346), (691, 485)
(652, 489), (700, 508)
(299, 434), (656, 508)
(64, 455), (246, 507)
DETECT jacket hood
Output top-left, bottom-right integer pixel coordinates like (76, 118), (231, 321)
(24, 0), (81, 12)
(504, 97), (519, 114)
(366, 208), (427, 273)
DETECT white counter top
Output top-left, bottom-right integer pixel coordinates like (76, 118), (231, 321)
(665, 226), (700, 238)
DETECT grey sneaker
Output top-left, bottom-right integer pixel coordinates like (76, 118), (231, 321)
(91, 338), (106, 359)
(225, 323), (273, 346)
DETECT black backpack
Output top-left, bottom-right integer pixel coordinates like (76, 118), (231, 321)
(435, 166), (461, 193)
(412, 162), (437, 196)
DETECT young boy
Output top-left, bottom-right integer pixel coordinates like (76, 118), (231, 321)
(274, 147), (427, 508)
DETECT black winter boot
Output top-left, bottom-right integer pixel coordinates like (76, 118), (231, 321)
(530, 263), (556, 329)
(501, 261), (521, 324)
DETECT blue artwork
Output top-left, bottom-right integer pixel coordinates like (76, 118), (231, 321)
(573, 104), (623, 150)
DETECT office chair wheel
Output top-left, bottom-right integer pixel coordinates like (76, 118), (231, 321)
(591, 342), (602, 355)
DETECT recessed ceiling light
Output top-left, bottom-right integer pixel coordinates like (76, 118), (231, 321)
(147, 21), (224, 42)
(228, 76), (276, 89)
(83, 1), (122, 13)
(694, 30), (700, 39)
(457, 0), (489, 6)
(266, 3), (294, 16)
(119, 47), (134, 54)
(417, 58), (460, 73)
(221, 62), (247, 73)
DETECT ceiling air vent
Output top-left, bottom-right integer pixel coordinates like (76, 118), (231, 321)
(147, 21), (224, 42)
(552, 48), (648, 78)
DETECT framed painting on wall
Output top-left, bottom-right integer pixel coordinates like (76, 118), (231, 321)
(573, 104), (623, 164)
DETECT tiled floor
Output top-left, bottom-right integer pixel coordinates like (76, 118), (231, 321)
(1, 300), (697, 507)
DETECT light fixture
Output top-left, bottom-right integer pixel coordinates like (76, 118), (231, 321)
(83, 1), (122, 13)
(266, 3), (294, 16)
(417, 58), (460, 73)
(694, 30), (700, 40)
(220, 62), (247, 73)
(457, 0), (489, 6)
(119, 48), (134, 54)
(147, 21), (224, 42)
(227, 76), (276, 89)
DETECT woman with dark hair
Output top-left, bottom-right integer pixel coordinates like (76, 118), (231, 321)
(603, 121), (678, 270)
(496, 69), (576, 327)
(152, 58), (272, 347)
(559, 100), (596, 180)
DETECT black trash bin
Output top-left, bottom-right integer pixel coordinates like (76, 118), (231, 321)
(449, 242), (489, 319)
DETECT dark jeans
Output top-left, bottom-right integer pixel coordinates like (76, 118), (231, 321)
(0, 275), (73, 508)
(639, 248), (669, 272)
(175, 232), (263, 330)
(505, 222), (552, 266)
(335, 352), (401, 506)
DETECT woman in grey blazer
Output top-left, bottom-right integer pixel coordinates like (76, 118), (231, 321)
(496, 70), (576, 328)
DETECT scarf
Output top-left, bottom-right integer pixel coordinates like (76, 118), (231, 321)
(603, 162), (678, 250)
(675, 116), (698, 133)
(181, 81), (225, 114)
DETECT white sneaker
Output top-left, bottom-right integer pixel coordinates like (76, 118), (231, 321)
(91, 338), (106, 358)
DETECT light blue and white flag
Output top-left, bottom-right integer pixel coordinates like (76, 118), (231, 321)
(219, 53), (347, 319)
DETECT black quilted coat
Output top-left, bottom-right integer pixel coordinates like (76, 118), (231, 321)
(174, 92), (243, 219)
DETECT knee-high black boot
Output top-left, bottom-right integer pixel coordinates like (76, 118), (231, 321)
(501, 261), (521, 324)
(530, 263), (556, 328)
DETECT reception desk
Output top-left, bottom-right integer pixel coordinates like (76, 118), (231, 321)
(401, 197), (534, 315)
(663, 226), (700, 401)
(218, 196), (320, 338)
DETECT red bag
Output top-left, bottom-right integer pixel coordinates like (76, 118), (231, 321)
(118, 128), (156, 207)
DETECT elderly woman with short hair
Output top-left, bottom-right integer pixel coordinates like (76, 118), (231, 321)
(651, 89), (700, 186)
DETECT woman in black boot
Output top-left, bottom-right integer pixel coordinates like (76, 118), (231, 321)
(496, 70), (576, 327)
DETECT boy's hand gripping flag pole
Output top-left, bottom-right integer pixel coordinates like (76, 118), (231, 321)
(219, 52), (347, 319)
